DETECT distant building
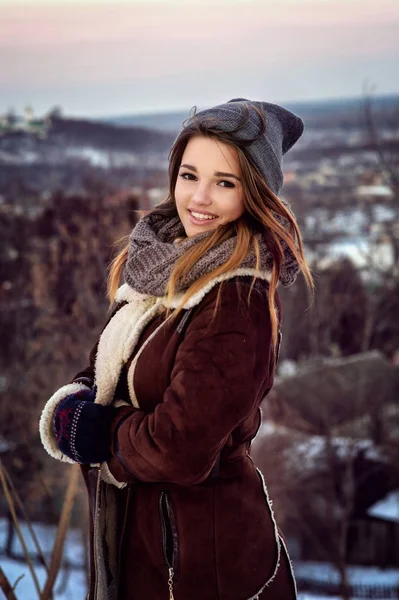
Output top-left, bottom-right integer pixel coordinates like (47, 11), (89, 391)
(0, 105), (49, 138)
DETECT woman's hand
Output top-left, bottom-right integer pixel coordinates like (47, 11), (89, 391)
(53, 386), (116, 464)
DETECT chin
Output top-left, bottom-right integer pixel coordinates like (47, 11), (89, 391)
(186, 224), (217, 238)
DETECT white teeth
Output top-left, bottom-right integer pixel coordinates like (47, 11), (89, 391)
(190, 211), (217, 221)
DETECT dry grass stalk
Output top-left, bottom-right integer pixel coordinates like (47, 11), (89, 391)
(40, 464), (80, 600)
(0, 460), (42, 598)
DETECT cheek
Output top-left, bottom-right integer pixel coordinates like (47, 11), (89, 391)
(235, 197), (246, 218)
(222, 192), (245, 220)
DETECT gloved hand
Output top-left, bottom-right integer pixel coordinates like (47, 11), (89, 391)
(53, 386), (116, 464)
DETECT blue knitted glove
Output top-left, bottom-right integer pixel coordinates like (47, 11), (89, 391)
(53, 386), (116, 464)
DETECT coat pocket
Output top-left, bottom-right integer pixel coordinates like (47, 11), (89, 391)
(159, 490), (180, 597)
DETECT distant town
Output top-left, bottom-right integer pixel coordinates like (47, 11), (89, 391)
(0, 96), (398, 278)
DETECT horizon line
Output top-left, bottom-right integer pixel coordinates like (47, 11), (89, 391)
(2, 91), (399, 121)
(80, 91), (399, 120)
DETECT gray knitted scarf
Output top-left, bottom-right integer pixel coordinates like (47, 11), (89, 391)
(123, 211), (300, 296)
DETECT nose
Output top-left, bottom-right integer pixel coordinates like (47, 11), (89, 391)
(191, 183), (212, 206)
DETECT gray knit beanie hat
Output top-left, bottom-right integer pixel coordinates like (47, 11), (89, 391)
(172, 97), (304, 196)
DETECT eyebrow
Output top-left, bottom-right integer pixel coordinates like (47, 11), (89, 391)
(180, 163), (241, 182)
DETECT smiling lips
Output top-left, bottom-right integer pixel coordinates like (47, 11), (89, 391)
(188, 209), (218, 222)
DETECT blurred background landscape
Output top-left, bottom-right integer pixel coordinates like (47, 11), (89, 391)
(0, 0), (398, 599)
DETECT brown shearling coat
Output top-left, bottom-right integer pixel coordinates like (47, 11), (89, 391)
(46, 275), (297, 600)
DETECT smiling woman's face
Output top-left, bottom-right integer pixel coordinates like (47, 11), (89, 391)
(174, 135), (245, 238)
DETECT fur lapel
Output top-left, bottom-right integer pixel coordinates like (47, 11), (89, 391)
(93, 296), (161, 406)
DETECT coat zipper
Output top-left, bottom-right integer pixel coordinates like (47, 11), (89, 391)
(159, 490), (179, 599)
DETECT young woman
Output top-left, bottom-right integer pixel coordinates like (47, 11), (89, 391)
(40, 98), (313, 600)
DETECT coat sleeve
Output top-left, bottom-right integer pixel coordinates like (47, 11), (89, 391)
(107, 281), (277, 485)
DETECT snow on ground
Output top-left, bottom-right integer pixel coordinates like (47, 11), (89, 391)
(1, 557), (87, 600)
(368, 490), (399, 522)
(285, 434), (383, 472)
(298, 596), (377, 600)
(1, 519), (398, 599)
(0, 518), (87, 599)
(294, 561), (399, 586)
(0, 519), (85, 564)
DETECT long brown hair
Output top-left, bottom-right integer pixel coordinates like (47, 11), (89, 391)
(107, 106), (314, 350)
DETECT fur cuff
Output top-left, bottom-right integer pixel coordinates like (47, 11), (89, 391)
(39, 382), (91, 463)
(100, 462), (127, 489)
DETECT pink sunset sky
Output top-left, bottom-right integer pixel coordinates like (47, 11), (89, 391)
(0, 0), (398, 117)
